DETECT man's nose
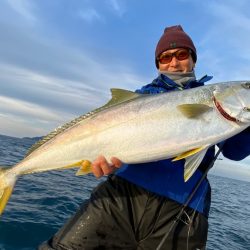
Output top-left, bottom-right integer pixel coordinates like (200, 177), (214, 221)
(169, 56), (179, 66)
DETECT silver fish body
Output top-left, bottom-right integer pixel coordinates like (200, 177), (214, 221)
(0, 81), (250, 215)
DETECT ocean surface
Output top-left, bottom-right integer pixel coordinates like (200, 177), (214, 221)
(0, 134), (249, 250)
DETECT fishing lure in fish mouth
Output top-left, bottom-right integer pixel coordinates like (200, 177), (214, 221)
(213, 98), (250, 124)
(213, 82), (250, 124)
(213, 96), (239, 123)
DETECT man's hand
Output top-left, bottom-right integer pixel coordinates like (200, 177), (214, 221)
(91, 155), (122, 178)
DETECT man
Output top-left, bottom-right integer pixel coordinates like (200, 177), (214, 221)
(39, 25), (250, 250)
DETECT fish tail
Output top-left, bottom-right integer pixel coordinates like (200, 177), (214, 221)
(0, 167), (17, 216)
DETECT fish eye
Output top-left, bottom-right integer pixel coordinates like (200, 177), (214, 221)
(242, 82), (250, 89)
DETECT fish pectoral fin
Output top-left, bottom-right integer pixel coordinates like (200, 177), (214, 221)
(76, 160), (92, 176)
(172, 146), (208, 161)
(177, 104), (212, 119)
(184, 148), (209, 182)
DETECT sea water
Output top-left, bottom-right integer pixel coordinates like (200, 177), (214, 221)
(0, 135), (249, 250)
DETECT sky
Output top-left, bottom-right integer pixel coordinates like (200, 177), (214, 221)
(0, 0), (249, 180)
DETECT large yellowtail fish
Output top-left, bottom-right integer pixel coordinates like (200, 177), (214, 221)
(0, 81), (250, 215)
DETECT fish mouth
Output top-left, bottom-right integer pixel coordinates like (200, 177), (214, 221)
(213, 96), (239, 123)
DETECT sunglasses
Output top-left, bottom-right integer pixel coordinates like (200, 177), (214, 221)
(158, 49), (191, 64)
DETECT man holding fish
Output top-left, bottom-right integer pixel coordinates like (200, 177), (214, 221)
(38, 25), (250, 249)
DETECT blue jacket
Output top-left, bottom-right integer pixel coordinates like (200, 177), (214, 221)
(116, 74), (250, 217)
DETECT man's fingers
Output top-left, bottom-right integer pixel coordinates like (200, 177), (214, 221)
(101, 161), (115, 175)
(110, 157), (122, 168)
(92, 163), (104, 178)
(91, 155), (120, 178)
(91, 155), (105, 178)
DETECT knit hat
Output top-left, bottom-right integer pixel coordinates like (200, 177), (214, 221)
(155, 25), (197, 68)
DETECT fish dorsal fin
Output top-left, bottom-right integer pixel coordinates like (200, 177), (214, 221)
(103, 88), (141, 108)
(25, 88), (141, 157)
(177, 104), (212, 119)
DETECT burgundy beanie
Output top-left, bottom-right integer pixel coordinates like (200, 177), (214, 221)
(155, 25), (197, 68)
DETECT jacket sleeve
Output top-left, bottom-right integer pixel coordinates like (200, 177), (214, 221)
(220, 126), (250, 161)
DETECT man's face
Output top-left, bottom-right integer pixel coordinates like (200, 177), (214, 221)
(158, 48), (195, 73)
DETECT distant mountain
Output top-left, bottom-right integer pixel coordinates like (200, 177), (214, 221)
(0, 134), (42, 142)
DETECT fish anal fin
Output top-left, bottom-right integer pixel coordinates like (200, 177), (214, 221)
(76, 160), (92, 176)
(59, 160), (92, 175)
(172, 146), (207, 161)
(184, 148), (209, 182)
(177, 104), (212, 119)
(59, 160), (85, 169)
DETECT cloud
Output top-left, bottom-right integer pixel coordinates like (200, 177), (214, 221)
(210, 158), (250, 182)
(0, 114), (48, 137)
(208, 0), (250, 27)
(196, 0), (250, 82)
(77, 0), (126, 23)
(0, 8), (147, 137)
(105, 0), (126, 17)
(0, 51), (146, 137)
(78, 8), (103, 23)
(0, 95), (61, 121)
(5, 0), (36, 23)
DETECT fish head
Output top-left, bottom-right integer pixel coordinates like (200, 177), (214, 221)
(213, 81), (250, 124)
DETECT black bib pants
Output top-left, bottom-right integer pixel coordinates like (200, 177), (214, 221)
(39, 175), (208, 250)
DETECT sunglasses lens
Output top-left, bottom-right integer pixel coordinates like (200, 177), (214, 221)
(158, 49), (190, 64)
(159, 54), (172, 64)
(176, 50), (189, 60)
